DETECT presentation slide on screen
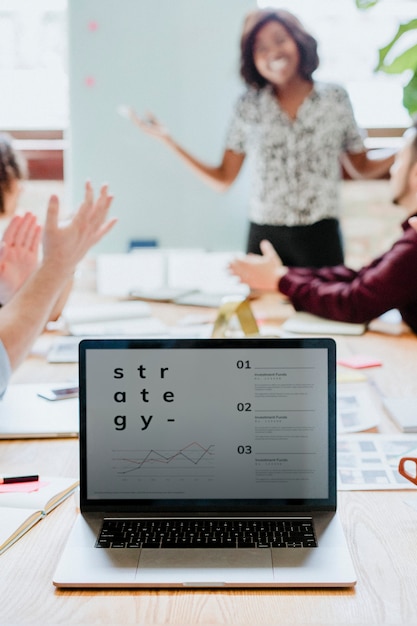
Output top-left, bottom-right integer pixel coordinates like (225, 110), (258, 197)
(85, 347), (329, 500)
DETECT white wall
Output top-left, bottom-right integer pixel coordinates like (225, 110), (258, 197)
(68, 0), (256, 253)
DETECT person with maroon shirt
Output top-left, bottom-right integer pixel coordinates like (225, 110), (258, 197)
(229, 125), (417, 334)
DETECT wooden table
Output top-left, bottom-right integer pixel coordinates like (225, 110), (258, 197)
(1, 293), (417, 625)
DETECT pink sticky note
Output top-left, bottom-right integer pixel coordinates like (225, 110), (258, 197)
(0, 481), (48, 494)
(337, 355), (382, 369)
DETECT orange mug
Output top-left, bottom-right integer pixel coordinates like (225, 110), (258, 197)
(398, 457), (417, 486)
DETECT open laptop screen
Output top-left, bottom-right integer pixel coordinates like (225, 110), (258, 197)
(79, 338), (336, 513)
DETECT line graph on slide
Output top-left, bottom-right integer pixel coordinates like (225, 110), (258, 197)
(113, 442), (215, 480)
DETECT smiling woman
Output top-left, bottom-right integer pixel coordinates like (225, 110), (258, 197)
(129, 7), (394, 268)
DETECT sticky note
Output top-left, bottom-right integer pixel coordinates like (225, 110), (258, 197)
(0, 481), (47, 494)
(337, 355), (382, 369)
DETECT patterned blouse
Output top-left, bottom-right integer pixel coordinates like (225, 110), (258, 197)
(225, 82), (365, 226)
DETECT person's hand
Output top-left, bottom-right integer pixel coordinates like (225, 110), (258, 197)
(228, 239), (285, 291)
(42, 181), (117, 275)
(0, 212), (41, 303)
(128, 109), (170, 142)
(409, 216), (417, 233)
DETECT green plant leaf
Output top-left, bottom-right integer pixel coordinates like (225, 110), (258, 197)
(403, 72), (417, 117)
(376, 19), (417, 71)
(355, 4), (417, 118)
(355, 0), (379, 8)
(378, 44), (417, 74)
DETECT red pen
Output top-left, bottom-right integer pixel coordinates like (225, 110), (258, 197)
(0, 475), (39, 485)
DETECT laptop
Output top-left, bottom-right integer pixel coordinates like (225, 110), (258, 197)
(53, 337), (356, 588)
(0, 383), (79, 439)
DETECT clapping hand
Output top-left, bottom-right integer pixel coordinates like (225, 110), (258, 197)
(0, 213), (41, 304)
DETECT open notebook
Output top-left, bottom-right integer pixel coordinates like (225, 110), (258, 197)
(54, 337), (356, 588)
(0, 477), (78, 555)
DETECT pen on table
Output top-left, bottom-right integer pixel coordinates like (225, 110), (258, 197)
(0, 474), (39, 485)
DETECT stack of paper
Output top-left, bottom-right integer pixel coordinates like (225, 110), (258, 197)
(61, 300), (167, 337)
(96, 250), (249, 305)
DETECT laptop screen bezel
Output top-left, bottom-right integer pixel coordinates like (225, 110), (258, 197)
(78, 337), (337, 514)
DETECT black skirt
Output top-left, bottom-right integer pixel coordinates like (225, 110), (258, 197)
(246, 218), (344, 268)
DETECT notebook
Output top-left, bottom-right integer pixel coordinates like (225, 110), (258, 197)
(281, 312), (366, 336)
(0, 384), (79, 439)
(0, 476), (79, 554)
(53, 337), (356, 588)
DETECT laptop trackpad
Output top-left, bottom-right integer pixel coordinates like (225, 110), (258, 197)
(136, 548), (274, 584)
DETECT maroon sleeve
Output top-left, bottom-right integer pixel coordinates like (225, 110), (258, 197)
(278, 229), (417, 324)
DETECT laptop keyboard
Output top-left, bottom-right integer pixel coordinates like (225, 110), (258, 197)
(96, 518), (317, 549)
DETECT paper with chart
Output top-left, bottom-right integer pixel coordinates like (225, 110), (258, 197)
(337, 434), (417, 490)
(336, 381), (382, 434)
